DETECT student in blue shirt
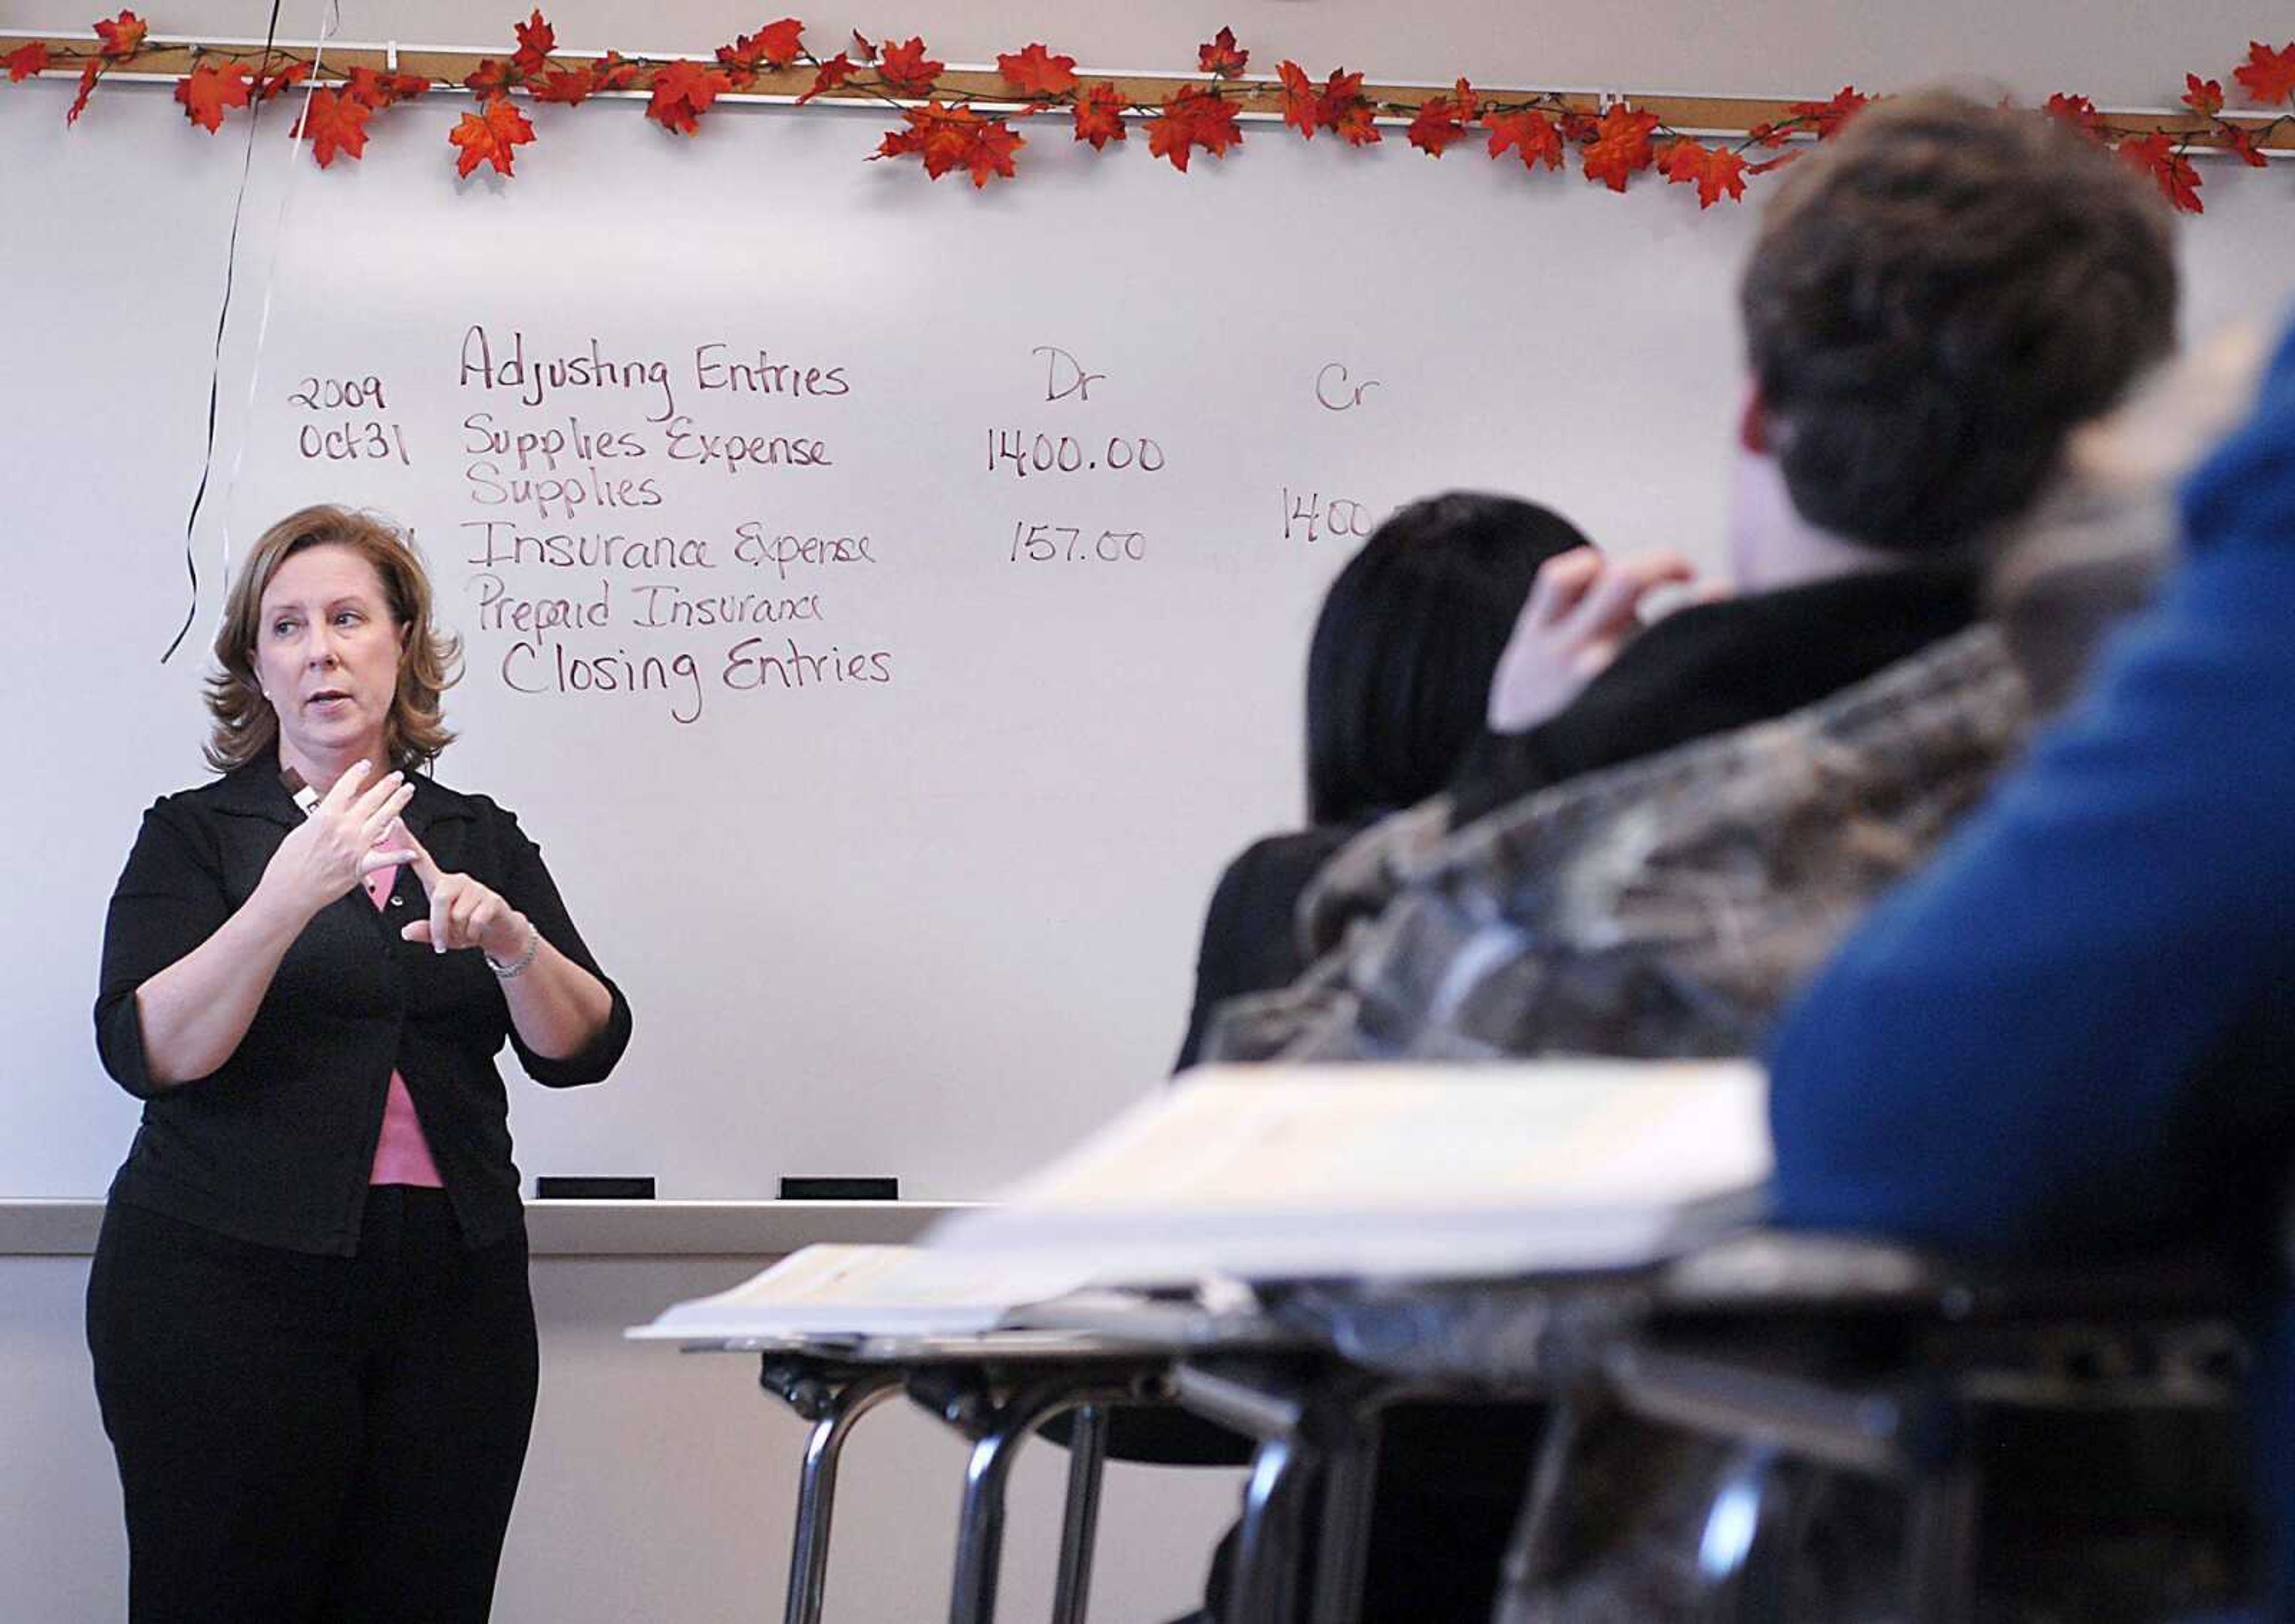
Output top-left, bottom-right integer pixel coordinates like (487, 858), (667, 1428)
(1769, 314), (2295, 1618)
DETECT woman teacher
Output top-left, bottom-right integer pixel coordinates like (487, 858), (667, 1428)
(88, 504), (632, 1622)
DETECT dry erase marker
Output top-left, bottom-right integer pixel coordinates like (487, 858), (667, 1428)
(279, 766), (321, 816)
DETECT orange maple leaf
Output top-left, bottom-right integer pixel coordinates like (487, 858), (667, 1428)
(530, 66), (596, 105)
(512, 9), (555, 74)
(588, 52), (641, 92)
(1277, 61), (1319, 136)
(2183, 74), (2226, 117)
(6, 42), (50, 81)
(2224, 124), (2270, 167)
(450, 97), (536, 176)
(876, 38), (943, 97)
(94, 10), (146, 59)
(1581, 103), (1660, 191)
(1657, 138), (1748, 207)
(1485, 109), (1562, 172)
(1746, 149), (1803, 176)
(2117, 131), (2203, 213)
(295, 87), (372, 166)
(465, 58), (515, 97)
(2043, 93), (2106, 141)
(2233, 41), (2295, 105)
(997, 43), (1078, 98)
(1787, 85), (1868, 138)
(718, 20), (804, 87)
(1072, 81), (1127, 149)
(1198, 27), (1248, 79)
(797, 52), (853, 104)
(1148, 85), (1242, 172)
(1406, 85), (1476, 157)
(647, 60), (732, 134)
(175, 60), (252, 131)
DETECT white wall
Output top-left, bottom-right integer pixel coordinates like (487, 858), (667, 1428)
(2, 1250), (1247, 1622)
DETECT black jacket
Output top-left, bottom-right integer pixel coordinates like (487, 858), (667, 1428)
(95, 757), (632, 1256)
(1173, 824), (1360, 1073)
(1449, 564), (1983, 828)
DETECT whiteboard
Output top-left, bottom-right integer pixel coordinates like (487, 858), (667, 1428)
(4, 80), (2290, 1198)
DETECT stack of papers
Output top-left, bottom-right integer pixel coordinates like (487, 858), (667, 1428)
(923, 1062), (1771, 1286)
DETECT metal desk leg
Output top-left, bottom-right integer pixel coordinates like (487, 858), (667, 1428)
(947, 1381), (1141, 1624)
(772, 1368), (905, 1624)
(1231, 1436), (1314, 1624)
(1904, 1460), (1979, 1624)
(1049, 1404), (1110, 1624)
(1306, 1416), (1379, 1624)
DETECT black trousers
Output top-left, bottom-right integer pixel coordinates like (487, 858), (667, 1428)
(86, 1188), (539, 1624)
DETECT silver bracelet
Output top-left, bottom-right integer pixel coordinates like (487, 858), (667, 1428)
(486, 919), (540, 980)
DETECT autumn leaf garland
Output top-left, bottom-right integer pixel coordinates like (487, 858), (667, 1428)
(10, 8), (2294, 211)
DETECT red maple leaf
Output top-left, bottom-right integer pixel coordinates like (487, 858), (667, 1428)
(295, 87), (372, 166)
(1485, 109), (1562, 172)
(1746, 120), (1784, 148)
(797, 52), (853, 104)
(175, 60), (253, 131)
(465, 58), (515, 97)
(530, 66), (595, 105)
(1147, 85), (1242, 172)
(997, 43), (1077, 98)
(1581, 104), (1660, 190)
(2043, 92), (2106, 141)
(512, 9), (555, 74)
(344, 66), (429, 108)
(1407, 84), (1477, 157)
(450, 97), (535, 176)
(718, 20), (804, 87)
(849, 32), (878, 65)
(1072, 81), (1127, 149)
(257, 65), (307, 102)
(2183, 74), (2226, 117)
(94, 10), (146, 59)
(68, 62), (102, 123)
(647, 60), (732, 134)
(1657, 137), (1748, 207)
(255, 60), (310, 101)
(2117, 131), (2203, 213)
(1746, 149), (1803, 176)
(591, 52), (641, 92)
(1277, 61), (1319, 136)
(1787, 85), (1868, 138)
(880, 102), (1024, 186)
(1198, 27), (1248, 79)
(5, 42), (50, 82)
(876, 38), (943, 97)
(2233, 40), (2295, 105)
(2224, 124), (2270, 167)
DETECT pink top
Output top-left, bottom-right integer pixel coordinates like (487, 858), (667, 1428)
(363, 855), (445, 1189)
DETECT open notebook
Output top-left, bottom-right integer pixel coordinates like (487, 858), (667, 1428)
(633, 1062), (1771, 1342)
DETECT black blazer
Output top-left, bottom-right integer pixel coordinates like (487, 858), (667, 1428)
(95, 757), (633, 1256)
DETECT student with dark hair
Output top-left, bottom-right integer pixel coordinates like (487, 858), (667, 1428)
(1173, 491), (1593, 1070)
(1210, 90), (2177, 1070)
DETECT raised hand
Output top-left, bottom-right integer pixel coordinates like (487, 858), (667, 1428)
(257, 761), (417, 923)
(1486, 548), (1700, 733)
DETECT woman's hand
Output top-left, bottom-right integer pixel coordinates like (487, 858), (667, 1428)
(1486, 548), (1702, 733)
(396, 833), (530, 961)
(255, 761), (416, 924)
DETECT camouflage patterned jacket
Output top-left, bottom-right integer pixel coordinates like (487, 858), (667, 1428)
(1202, 623), (2030, 1064)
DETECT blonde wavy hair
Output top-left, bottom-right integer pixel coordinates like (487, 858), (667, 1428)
(204, 505), (463, 773)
